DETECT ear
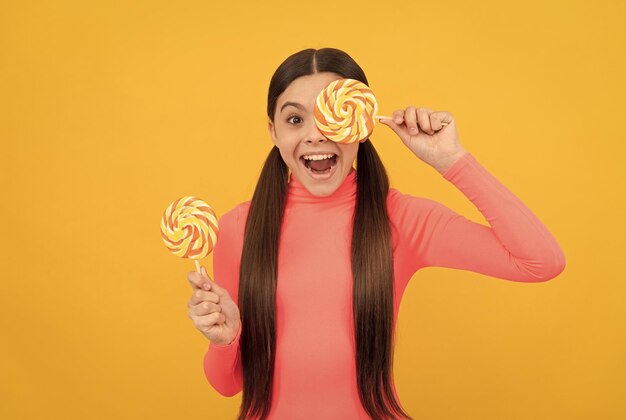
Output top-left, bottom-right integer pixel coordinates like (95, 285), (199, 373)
(268, 119), (277, 146)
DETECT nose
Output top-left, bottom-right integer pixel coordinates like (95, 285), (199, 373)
(304, 121), (328, 144)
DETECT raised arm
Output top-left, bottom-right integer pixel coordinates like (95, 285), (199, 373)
(391, 153), (566, 282)
(380, 107), (565, 282)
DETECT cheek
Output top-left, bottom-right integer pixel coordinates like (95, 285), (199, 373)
(277, 148), (291, 164)
(273, 133), (292, 153)
(275, 142), (297, 164)
(341, 144), (359, 163)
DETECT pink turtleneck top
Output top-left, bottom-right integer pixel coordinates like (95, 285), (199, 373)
(203, 153), (566, 419)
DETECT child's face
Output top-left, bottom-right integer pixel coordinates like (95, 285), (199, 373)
(268, 72), (360, 197)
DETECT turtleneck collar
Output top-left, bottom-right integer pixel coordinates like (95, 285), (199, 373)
(287, 168), (357, 204)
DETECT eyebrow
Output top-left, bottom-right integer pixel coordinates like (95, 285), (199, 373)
(280, 101), (306, 113)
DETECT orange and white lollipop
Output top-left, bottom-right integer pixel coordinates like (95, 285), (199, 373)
(160, 196), (218, 273)
(314, 78), (380, 144)
(314, 78), (447, 144)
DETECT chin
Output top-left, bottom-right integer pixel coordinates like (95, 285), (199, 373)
(305, 181), (339, 197)
(302, 167), (348, 196)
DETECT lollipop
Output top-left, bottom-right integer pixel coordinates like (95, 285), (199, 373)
(314, 78), (448, 144)
(160, 196), (218, 273)
(314, 78), (377, 144)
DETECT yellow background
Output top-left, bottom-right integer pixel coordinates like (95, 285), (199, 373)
(1, 0), (624, 419)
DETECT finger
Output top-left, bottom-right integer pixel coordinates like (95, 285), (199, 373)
(392, 109), (405, 125)
(431, 111), (453, 129)
(189, 267), (212, 292)
(196, 312), (225, 330)
(210, 281), (230, 299)
(430, 111), (444, 131)
(200, 273), (229, 299)
(378, 116), (406, 139)
(187, 271), (208, 292)
(404, 106), (419, 135)
(417, 107), (434, 135)
(201, 266), (211, 281)
(191, 300), (222, 317)
(199, 266), (214, 286)
(199, 265), (229, 297)
(189, 289), (220, 306)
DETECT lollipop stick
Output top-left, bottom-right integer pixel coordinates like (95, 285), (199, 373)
(375, 114), (448, 126)
(194, 259), (201, 274)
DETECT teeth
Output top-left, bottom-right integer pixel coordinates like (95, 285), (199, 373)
(302, 154), (336, 161)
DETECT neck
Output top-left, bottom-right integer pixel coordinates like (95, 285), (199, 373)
(287, 168), (357, 205)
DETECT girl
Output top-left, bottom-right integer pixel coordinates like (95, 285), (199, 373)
(186, 48), (566, 420)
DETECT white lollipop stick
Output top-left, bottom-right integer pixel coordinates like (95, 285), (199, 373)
(375, 114), (449, 127)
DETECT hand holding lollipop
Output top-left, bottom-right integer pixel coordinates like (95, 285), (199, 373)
(313, 78), (449, 144)
(160, 196), (241, 345)
(314, 78), (463, 174)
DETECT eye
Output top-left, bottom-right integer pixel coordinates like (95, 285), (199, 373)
(287, 114), (302, 125)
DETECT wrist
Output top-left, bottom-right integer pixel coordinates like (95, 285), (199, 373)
(210, 321), (242, 347)
(434, 149), (468, 175)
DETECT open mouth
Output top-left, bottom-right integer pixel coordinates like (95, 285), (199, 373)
(299, 153), (338, 176)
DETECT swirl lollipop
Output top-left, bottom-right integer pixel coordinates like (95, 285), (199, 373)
(314, 78), (447, 144)
(160, 196), (218, 273)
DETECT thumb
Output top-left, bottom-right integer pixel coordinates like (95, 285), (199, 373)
(378, 117), (405, 139)
(201, 266), (228, 297)
(210, 280), (228, 298)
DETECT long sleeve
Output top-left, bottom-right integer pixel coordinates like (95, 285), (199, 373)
(390, 152), (566, 282)
(202, 203), (246, 396)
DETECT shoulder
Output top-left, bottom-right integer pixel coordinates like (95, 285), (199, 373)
(214, 200), (251, 255)
(218, 200), (252, 232)
(386, 187), (454, 240)
(386, 187), (444, 218)
(385, 187), (456, 255)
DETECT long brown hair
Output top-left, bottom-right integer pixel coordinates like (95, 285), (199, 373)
(237, 48), (412, 420)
